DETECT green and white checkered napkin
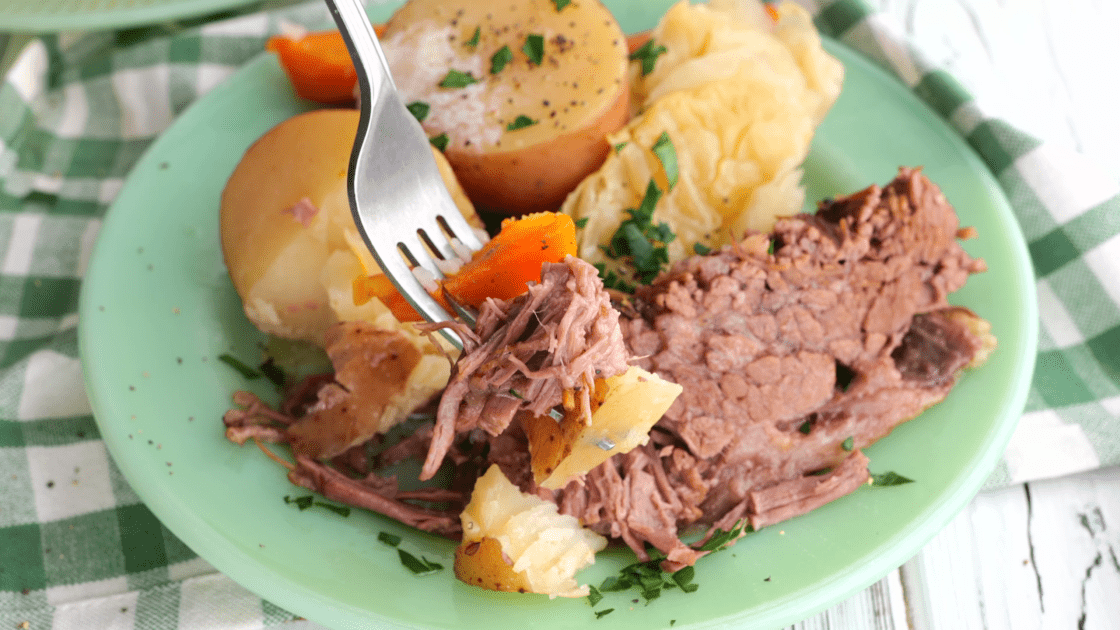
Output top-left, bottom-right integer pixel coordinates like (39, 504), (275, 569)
(1, 0), (1118, 627)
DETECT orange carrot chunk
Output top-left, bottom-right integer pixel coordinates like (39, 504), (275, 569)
(352, 212), (578, 322)
(353, 273), (425, 322)
(266, 25), (387, 104)
(441, 212), (578, 308)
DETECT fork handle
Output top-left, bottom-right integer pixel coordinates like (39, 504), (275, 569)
(323, 0), (394, 103)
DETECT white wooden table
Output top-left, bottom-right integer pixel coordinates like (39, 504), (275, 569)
(792, 1), (1120, 628)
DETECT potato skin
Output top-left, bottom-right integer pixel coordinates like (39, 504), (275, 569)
(448, 86), (630, 214)
(219, 108), (481, 344)
(453, 537), (532, 594)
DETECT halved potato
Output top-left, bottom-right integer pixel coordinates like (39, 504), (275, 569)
(219, 108), (481, 345)
(285, 322), (450, 460)
(379, 0), (630, 214)
(523, 366), (683, 490)
(456, 465), (606, 597)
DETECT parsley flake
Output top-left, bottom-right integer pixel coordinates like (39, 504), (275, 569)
(651, 132), (679, 189)
(698, 519), (752, 552)
(506, 115), (538, 131)
(490, 45), (513, 74)
(464, 26), (480, 48)
(574, 217), (589, 229)
(284, 495), (350, 517)
(429, 133), (449, 152)
(587, 585), (603, 606)
(439, 69), (478, 88)
(218, 354), (259, 380)
(257, 357), (285, 387)
(799, 420), (812, 435)
(841, 436), (854, 452)
(595, 609), (615, 619)
(614, 141), (628, 153)
(693, 242), (711, 255)
(406, 101), (430, 122)
(870, 471), (914, 487)
(552, 0), (571, 10)
(522, 34), (545, 65)
(397, 549), (444, 575)
(601, 179), (674, 287)
(377, 532), (402, 547)
(629, 39), (667, 76)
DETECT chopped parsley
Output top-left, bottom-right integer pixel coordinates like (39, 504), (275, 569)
(406, 101), (430, 122)
(595, 609), (615, 619)
(552, 0), (570, 10)
(693, 242), (711, 255)
(594, 262), (636, 293)
(429, 133), (449, 152)
(587, 585), (603, 606)
(490, 45), (513, 74)
(651, 132), (679, 189)
(798, 420), (812, 435)
(595, 553), (700, 603)
(283, 495), (351, 517)
(377, 532), (402, 547)
(767, 238), (777, 256)
(439, 69), (478, 88)
(464, 26), (480, 48)
(629, 38), (667, 76)
(506, 115), (538, 131)
(698, 519), (751, 552)
(218, 353), (259, 380)
(870, 471), (914, 487)
(257, 357), (286, 387)
(613, 141), (628, 153)
(522, 33), (545, 66)
(397, 549), (444, 575)
(841, 436), (854, 452)
(574, 217), (589, 229)
(586, 521), (752, 617)
(601, 179), (674, 286)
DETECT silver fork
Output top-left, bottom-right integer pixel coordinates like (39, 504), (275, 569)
(324, 0), (484, 348)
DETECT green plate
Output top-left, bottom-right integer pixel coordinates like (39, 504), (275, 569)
(79, 4), (1038, 629)
(0, 0), (264, 32)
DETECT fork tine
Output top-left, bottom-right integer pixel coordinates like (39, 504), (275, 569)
(326, 0), (486, 348)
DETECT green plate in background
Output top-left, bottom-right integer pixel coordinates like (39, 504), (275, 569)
(0, 0), (266, 32)
(79, 3), (1038, 628)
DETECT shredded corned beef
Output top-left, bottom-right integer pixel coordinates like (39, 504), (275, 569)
(223, 167), (995, 571)
(418, 254), (629, 480)
(551, 167), (993, 563)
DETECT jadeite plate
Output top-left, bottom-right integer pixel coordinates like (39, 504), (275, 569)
(0, 0), (262, 32)
(79, 3), (1038, 629)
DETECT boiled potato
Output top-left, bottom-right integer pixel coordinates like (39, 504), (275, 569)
(523, 366), (683, 490)
(285, 322), (450, 460)
(219, 108), (481, 345)
(456, 465), (606, 597)
(563, 0), (844, 281)
(379, 0), (630, 214)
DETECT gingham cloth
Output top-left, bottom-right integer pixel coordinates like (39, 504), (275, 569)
(1, 0), (1117, 628)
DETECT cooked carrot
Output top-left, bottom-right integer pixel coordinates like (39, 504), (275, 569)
(352, 212), (577, 321)
(442, 212), (578, 307)
(266, 25), (387, 104)
(353, 273), (425, 322)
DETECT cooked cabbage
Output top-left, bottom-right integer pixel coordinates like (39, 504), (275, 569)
(562, 0), (843, 277)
